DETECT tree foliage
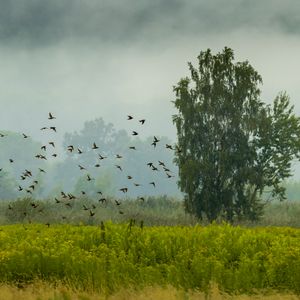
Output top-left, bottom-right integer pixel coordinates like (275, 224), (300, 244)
(173, 47), (300, 222)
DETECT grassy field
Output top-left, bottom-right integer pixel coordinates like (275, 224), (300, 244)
(1, 283), (300, 300)
(1, 223), (300, 297)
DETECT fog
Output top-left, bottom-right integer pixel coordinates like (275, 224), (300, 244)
(1, 0), (300, 193)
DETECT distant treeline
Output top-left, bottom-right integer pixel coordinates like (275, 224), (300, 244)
(0, 118), (181, 200)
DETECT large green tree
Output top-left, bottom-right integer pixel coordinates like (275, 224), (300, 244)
(173, 47), (300, 222)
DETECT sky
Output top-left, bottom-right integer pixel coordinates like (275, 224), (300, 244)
(1, 0), (300, 175)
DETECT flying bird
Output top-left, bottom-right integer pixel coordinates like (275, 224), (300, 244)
(119, 187), (128, 193)
(22, 133), (29, 138)
(48, 112), (56, 120)
(50, 127), (57, 132)
(49, 142), (55, 147)
(149, 182), (156, 187)
(92, 142), (99, 149)
(115, 165), (123, 171)
(129, 146), (136, 150)
(139, 119), (145, 125)
(132, 131), (138, 136)
(87, 174), (94, 181)
(127, 115), (133, 120)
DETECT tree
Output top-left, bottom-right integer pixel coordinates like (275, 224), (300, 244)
(173, 47), (300, 222)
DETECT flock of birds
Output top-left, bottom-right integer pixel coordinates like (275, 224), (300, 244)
(0, 113), (181, 224)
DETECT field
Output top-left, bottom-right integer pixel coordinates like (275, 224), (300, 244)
(1, 222), (300, 299)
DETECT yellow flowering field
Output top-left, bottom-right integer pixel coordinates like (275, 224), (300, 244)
(0, 223), (300, 295)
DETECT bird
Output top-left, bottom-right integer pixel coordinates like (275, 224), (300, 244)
(151, 165), (159, 171)
(138, 197), (145, 202)
(77, 148), (83, 154)
(158, 161), (165, 167)
(95, 164), (100, 168)
(67, 145), (74, 152)
(25, 170), (32, 176)
(139, 119), (145, 125)
(116, 154), (122, 159)
(166, 144), (174, 150)
(115, 200), (121, 206)
(78, 165), (86, 170)
(83, 205), (89, 211)
(92, 142), (99, 149)
(98, 154), (107, 160)
(97, 191), (103, 195)
(147, 162), (154, 168)
(18, 186), (23, 191)
(115, 165), (123, 171)
(134, 183), (141, 187)
(127, 175), (133, 180)
(0, 133), (6, 137)
(89, 210), (95, 217)
(127, 115), (133, 120)
(132, 131), (138, 136)
(50, 127), (56, 132)
(29, 185), (35, 190)
(52, 154), (57, 157)
(149, 182), (156, 187)
(129, 146), (136, 150)
(81, 191), (86, 195)
(9, 159), (14, 163)
(166, 173), (174, 178)
(22, 133), (29, 138)
(99, 198), (106, 203)
(163, 167), (171, 172)
(41, 145), (46, 151)
(55, 198), (61, 204)
(119, 187), (128, 193)
(61, 191), (67, 198)
(40, 127), (48, 130)
(87, 174), (94, 181)
(39, 168), (46, 173)
(49, 142), (55, 147)
(48, 112), (56, 120)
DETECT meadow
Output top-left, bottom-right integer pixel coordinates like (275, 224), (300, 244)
(1, 221), (300, 298)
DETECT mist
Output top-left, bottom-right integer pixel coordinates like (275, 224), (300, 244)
(1, 0), (300, 188)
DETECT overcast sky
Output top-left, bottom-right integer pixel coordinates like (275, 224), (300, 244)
(1, 1), (300, 175)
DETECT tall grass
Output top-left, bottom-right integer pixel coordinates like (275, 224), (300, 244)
(1, 223), (300, 295)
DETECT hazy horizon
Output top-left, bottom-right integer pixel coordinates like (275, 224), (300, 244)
(1, 1), (300, 178)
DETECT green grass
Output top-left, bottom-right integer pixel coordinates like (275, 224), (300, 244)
(1, 223), (300, 295)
